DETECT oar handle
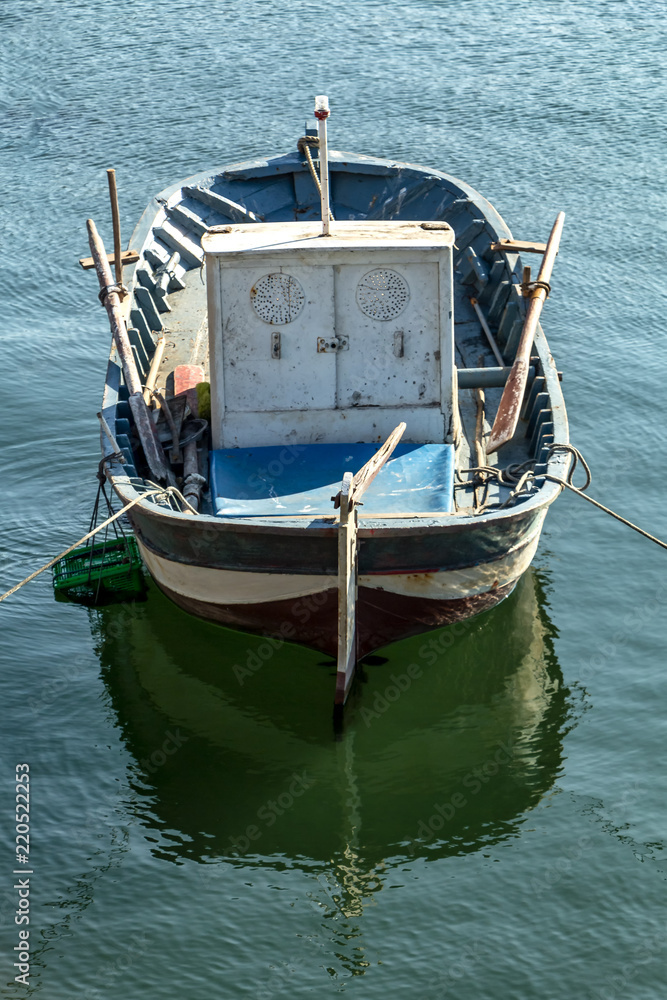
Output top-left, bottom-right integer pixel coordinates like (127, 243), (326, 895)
(107, 168), (124, 289)
(87, 218), (172, 484)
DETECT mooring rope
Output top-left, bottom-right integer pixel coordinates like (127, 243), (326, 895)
(0, 485), (196, 604)
(3, 442), (665, 606)
(459, 443), (667, 550)
(543, 478), (667, 550)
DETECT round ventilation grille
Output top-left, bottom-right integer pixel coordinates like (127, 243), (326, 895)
(356, 269), (410, 321)
(251, 273), (305, 325)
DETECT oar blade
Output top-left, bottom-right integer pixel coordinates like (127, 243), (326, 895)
(486, 358), (530, 453)
(486, 212), (565, 454)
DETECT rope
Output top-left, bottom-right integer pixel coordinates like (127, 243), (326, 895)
(546, 443), (591, 489)
(87, 468), (132, 602)
(459, 443), (667, 550)
(0, 485), (197, 605)
(98, 282), (128, 305)
(145, 388), (209, 453)
(140, 481), (199, 515)
(297, 136), (334, 221)
(543, 477), (667, 551)
(523, 279), (551, 298)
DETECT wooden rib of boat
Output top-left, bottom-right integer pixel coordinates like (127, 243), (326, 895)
(94, 108), (569, 709)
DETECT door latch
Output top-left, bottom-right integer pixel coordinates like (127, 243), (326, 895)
(317, 336), (349, 353)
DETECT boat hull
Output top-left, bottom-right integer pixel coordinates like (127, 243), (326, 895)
(147, 576), (518, 659)
(99, 145), (570, 679)
(134, 515), (543, 657)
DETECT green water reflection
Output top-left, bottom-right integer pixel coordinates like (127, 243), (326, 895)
(90, 568), (571, 918)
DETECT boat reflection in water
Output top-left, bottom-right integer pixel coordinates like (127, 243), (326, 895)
(91, 567), (570, 920)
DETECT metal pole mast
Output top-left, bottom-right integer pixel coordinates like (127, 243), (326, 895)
(314, 95), (331, 236)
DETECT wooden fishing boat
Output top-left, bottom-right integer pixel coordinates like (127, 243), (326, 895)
(90, 100), (569, 708)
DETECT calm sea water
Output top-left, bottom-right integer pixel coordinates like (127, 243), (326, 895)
(1, 1), (666, 997)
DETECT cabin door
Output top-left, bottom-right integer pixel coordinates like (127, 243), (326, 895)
(333, 262), (441, 409)
(220, 263), (337, 413)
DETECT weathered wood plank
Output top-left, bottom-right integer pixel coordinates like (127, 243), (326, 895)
(491, 239), (547, 254)
(136, 266), (172, 314)
(79, 249), (139, 270)
(167, 202), (210, 238)
(143, 335), (166, 404)
(182, 186), (260, 223)
(129, 306), (153, 344)
(351, 422), (406, 505)
(487, 279), (512, 325)
(134, 285), (164, 332)
(457, 365), (536, 388)
(469, 298), (505, 366)
(497, 299), (522, 350)
(106, 168), (124, 287)
(335, 472), (357, 709)
(152, 220), (204, 267)
(127, 326), (150, 376)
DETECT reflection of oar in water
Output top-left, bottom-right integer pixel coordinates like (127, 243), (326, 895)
(331, 731), (385, 923)
(487, 213), (565, 453)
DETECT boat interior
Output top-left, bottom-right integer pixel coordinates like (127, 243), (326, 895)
(100, 136), (563, 522)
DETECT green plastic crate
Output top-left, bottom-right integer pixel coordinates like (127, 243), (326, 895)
(52, 535), (144, 602)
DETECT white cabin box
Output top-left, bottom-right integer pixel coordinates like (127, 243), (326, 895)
(202, 221), (455, 449)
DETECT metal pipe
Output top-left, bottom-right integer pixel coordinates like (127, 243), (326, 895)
(457, 365), (536, 389)
(314, 95), (331, 236)
(469, 297), (505, 366)
(97, 410), (126, 462)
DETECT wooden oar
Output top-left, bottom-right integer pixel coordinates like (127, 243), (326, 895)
(87, 219), (173, 484)
(487, 212), (565, 453)
(333, 421), (406, 711)
(350, 422), (407, 506)
(106, 168), (124, 291)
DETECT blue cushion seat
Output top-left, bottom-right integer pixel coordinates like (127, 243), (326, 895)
(209, 442), (455, 518)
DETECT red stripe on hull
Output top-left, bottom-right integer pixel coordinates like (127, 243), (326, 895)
(153, 580), (517, 659)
